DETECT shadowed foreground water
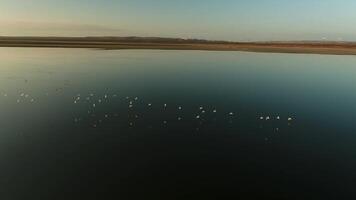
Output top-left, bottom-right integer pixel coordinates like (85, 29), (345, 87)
(0, 48), (355, 199)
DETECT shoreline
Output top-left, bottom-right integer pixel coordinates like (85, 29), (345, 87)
(1, 37), (356, 55)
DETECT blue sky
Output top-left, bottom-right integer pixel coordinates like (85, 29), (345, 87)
(1, 0), (356, 41)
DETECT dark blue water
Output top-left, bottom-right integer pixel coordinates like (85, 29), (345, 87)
(0, 48), (355, 199)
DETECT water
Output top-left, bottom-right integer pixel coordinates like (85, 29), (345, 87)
(0, 48), (355, 199)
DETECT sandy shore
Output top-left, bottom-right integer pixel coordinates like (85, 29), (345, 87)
(1, 36), (356, 55)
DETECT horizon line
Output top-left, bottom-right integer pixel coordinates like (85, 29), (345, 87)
(0, 35), (354, 44)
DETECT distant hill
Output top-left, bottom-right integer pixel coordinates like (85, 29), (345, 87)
(0, 36), (233, 44)
(1, 36), (356, 45)
(1, 36), (356, 55)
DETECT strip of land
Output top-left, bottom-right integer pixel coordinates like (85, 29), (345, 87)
(1, 36), (356, 55)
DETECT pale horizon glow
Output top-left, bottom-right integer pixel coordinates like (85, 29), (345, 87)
(1, 0), (356, 41)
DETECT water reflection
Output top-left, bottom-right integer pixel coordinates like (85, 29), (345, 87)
(0, 48), (355, 199)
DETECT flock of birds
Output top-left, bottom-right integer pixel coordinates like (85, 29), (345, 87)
(1, 92), (36, 103)
(1, 91), (295, 133)
(71, 92), (295, 129)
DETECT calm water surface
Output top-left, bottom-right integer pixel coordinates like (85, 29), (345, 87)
(0, 48), (355, 199)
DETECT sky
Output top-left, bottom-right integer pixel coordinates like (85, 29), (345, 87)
(1, 0), (356, 41)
